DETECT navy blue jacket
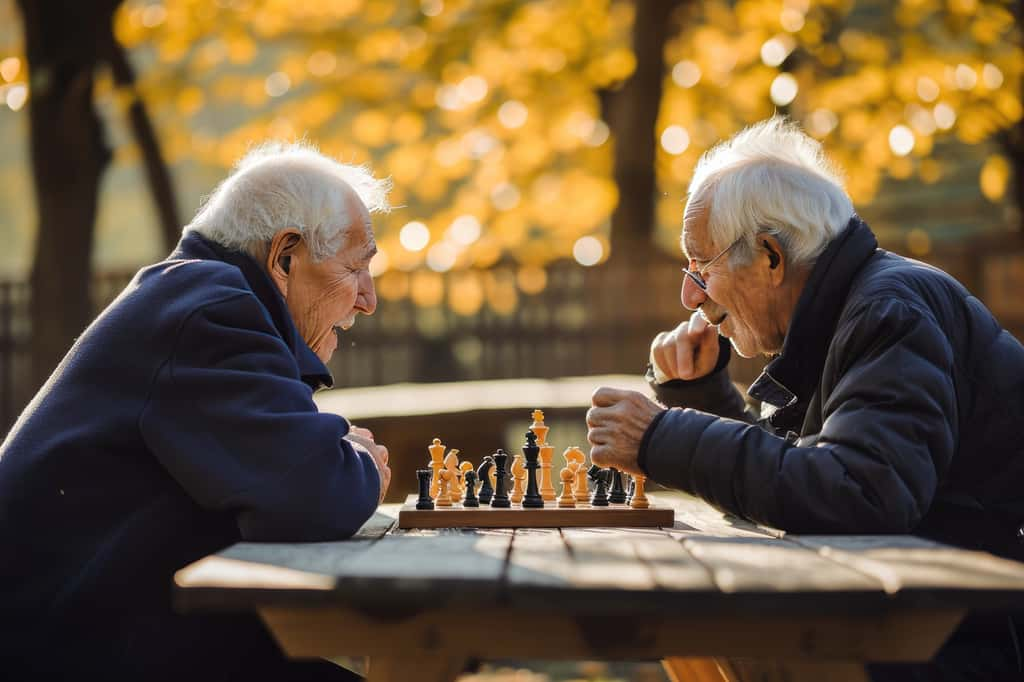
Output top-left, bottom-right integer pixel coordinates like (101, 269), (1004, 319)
(642, 217), (1024, 560)
(0, 232), (380, 678)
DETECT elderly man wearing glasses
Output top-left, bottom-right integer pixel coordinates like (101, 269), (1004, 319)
(587, 117), (1024, 679)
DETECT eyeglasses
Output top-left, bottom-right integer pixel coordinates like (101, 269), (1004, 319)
(682, 237), (742, 292)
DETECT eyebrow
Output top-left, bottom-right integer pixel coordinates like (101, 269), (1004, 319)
(361, 243), (378, 261)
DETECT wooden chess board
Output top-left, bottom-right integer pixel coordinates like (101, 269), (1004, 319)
(397, 494), (675, 529)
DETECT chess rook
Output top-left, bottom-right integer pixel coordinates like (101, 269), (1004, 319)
(415, 469), (434, 510)
(521, 430), (544, 508)
(491, 450), (511, 508)
(631, 474), (650, 509)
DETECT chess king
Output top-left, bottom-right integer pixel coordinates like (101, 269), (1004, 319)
(586, 117), (1024, 680)
(0, 142), (391, 681)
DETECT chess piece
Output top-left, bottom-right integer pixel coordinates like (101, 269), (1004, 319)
(522, 430), (544, 508)
(459, 461), (474, 499)
(428, 438), (446, 498)
(477, 456), (495, 505)
(510, 454), (526, 504)
(626, 476), (635, 505)
(608, 468), (627, 504)
(530, 409), (557, 502)
(415, 469), (434, 510)
(463, 469), (480, 507)
(563, 446), (589, 502)
(443, 450), (462, 503)
(558, 462), (578, 508)
(630, 474), (650, 509)
(491, 450), (511, 508)
(590, 473), (610, 506)
(436, 467), (453, 507)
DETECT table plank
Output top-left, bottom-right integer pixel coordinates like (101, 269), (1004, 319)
(652, 493), (783, 538)
(681, 536), (883, 594)
(792, 535), (1024, 605)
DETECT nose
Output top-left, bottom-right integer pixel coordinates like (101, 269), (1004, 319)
(681, 274), (707, 311)
(358, 271), (377, 315)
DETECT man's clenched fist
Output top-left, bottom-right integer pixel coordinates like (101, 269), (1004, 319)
(586, 387), (664, 475)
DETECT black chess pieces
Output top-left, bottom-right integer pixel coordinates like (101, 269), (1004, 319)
(463, 469), (480, 507)
(477, 456), (495, 505)
(608, 468), (628, 504)
(491, 449), (511, 508)
(521, 431), (544, 508)
(590, 471), (610, 506)
(626, 476), (636, 505)
(415, 469), (434, 510)
(587, 464), (610, 486)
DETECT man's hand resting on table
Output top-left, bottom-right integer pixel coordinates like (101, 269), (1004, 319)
(345, 426), (391, 504)
(650, 310), (719, 383)
(586, 387), (664, 476)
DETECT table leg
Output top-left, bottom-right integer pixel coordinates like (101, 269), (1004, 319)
(367, 655), (466, 682)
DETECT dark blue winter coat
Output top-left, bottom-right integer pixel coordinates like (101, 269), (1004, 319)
(0, 232), (381, 679)
(641, 217), (1024, 561)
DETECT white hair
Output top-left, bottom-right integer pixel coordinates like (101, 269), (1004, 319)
(685, 116), (854, 268)
(184, 141), (391, 262)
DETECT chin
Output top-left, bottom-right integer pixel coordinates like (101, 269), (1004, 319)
(728, 336), (760, 359)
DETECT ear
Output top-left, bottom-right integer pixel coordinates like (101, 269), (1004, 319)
(759, 234), (786, 287)
(266, 228), (303, 297)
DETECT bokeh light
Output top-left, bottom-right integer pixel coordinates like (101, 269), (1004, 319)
(447, 215), (482, 245)
(770, 73), (798, 106)
(497, 100), (528, 129)
(0, 57), (20, 82)
(671, 60), (701, 88)
(933, 103), (957, 130)
(572, 236), (603, 266)
(426, 242), (458, 272)
(399, 221), (431, 252)
(660, 125), (690, 155)
(264, 72), (291, 97)
(889, 125), (915, 156)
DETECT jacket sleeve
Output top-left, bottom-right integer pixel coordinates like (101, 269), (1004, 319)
(138, 293), (380, 542)
(643, 298), (957, 534)
(646, 336), (753, 422)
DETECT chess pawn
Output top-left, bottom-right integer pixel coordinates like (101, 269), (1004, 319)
(558, 463), (577, 508)
(415, 469), (434, 510)
(463, 469), (480, 507)
(491, 450), (511, 508)
(458, 461), (474, 500)
(608, 468), (628, 504)
(428, 438), (446, 497)
(477, 456), (495, 505)
(630, 474), (650, 509)
(626, 476), (635, 505)
(521, 430), (544, 508)
(510, 454), (526, 504)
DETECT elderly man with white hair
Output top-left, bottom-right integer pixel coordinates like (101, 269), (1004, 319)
(588, 118), (1024, 679)
(0, 143), (391, 681)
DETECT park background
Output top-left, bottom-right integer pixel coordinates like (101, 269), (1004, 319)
(0, 1), (1022, 680)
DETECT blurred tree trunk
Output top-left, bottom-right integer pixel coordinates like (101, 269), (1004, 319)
(604, 0), (687, 263)
(16, 1), (179, 392)
(17, 0), (119, 390)
(998, 0), (1024, 233)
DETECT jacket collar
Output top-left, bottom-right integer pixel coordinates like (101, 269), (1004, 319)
(747, 215), (878, 410)
(171, 232), (334, 391)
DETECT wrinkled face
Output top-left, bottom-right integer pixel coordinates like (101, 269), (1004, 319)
(272, 192), (378, 363)
(681, 205), (786, 358)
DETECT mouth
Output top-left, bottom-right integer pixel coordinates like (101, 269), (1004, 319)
(334, 316), (357, 333)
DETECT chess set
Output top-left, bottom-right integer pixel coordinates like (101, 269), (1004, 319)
(397, 410), (675, 529)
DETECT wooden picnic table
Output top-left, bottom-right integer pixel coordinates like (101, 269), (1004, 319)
(174, 493), (1024, 682)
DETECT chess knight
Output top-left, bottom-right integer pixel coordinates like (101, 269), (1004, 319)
(586, 117), (1024, 680)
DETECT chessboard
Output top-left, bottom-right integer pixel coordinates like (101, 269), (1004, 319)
(397, 495), (674, 529)
(399, 408), (675, 529)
